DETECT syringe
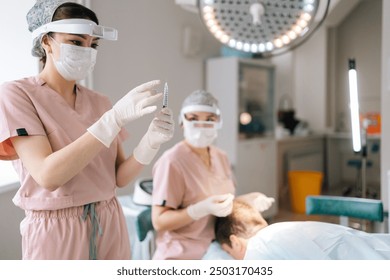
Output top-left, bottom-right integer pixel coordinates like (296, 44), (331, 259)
(163, 82), (168, 108)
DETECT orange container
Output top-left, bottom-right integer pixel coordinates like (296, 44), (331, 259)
(365, 113), (381, 135)
(288, 170), (323, 213)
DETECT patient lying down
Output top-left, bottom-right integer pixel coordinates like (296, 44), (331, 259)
(215, 200), (390, 260)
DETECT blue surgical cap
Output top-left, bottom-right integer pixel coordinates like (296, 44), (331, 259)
(26, 0), (68, 57)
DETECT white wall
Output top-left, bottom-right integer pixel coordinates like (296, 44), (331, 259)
(90, 0), (221, 194)
(334, 0), (382, 132)
(0, 0), (38, 83)
(271, 52), (294, 114)
(294, 26), (328, 133)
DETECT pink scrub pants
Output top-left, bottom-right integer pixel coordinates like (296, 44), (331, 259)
(20, 197), (131, 260)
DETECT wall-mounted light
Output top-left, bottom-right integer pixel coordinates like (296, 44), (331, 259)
(176, 0), (330, 57)
(348, 58), (362, 153)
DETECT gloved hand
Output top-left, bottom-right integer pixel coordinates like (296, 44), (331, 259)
(133, 107), (175, 165)
(253, 194), (275, 212)
(187, 193), (234, 220)
(87, 80), (162, 147)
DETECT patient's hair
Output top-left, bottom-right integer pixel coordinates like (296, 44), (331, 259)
(215, 200), (267, 247)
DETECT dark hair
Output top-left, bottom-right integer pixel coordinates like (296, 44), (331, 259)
(52, 3), (98, 24)
(215, 200), (265, 247)
(41, 2), (99, 65)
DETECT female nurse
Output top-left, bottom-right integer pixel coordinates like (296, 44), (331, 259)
(151, 90), (274, 259)
(0, 0), (174, 260)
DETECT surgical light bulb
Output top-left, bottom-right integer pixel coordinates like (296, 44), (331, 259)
(258, 43), (266, 52)
(293, 24), (303, 34)
(304, 4), (315, 12)
(229, 39), (237, 48)
(221, 34), (230, 43)
(243, 43), (251, 52)
(266, 42), (274, 51)
(282, 35), (290, 44)
(274, 38), (283, 48)
(298, 19), (308, 28)
(288, 30), (297, 40)
(203, 6), (213, 13)
(251, 43), (258, 53)
(301, 13), (312, 21)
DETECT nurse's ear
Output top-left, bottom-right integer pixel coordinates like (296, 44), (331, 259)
(178, 114), (184, 129)
(41, 34), (53, 54)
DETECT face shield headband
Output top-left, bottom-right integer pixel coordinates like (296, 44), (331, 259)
(180, 105), (222, 129)
(32, 18), (118, 41)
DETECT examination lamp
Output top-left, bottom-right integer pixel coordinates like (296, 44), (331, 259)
(176, 0), (330, 57)
(348, 59), (362, 153)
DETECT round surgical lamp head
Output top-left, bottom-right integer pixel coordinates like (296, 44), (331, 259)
(198, 0), (330, 57)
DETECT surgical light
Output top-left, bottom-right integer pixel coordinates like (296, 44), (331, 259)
(348, 59), (362, 153)
(176, 0), (330, 57)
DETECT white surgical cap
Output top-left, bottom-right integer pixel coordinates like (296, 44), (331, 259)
(181, 90), (220, 111)
(26, 0), (68, 57)
(180, 90), (221, 124)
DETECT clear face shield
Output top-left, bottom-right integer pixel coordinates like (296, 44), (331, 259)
(32, 18), (118, 41)
(180, 105), (222, 129)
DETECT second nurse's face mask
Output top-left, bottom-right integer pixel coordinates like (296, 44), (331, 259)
(183, 119), (218, 148)
(50, 37), (97, 81)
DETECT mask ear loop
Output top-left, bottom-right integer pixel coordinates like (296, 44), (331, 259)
(46, 35), (62, 64)
(179, 110), (186, 127)
(48, 35), (60, 48)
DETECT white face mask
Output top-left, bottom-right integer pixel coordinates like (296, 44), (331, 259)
(183, 119), (218, 148)
(50, 38), (97, 81)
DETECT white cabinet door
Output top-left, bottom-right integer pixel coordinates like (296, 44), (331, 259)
(235, 138), (277, 218)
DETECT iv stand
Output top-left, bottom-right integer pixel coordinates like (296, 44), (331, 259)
(360, 119), (368, 198)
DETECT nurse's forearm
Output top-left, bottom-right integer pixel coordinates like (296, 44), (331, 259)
(11, 132), (105, 191)
(115, 155), (144, 187)
(152, 207), (194, 231)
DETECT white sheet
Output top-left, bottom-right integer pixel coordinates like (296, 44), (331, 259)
(203, 221), (390, 260)
(245, 221), (390, 260)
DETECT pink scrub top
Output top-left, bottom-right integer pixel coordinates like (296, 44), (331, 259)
(0, 76), (128, 211)
(152, 141), (236, 260)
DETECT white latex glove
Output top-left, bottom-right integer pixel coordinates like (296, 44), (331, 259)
(87, 80), (162, 147)
(253, 194), (275, 212)
(187, 193), (234, 220)
(133, 107), (175, 165)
